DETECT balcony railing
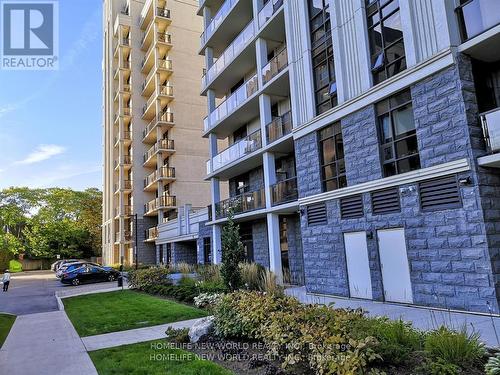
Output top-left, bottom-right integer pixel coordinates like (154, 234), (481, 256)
(114, 131), (132, 144)
(159, 85), (174, 97)
(258, 0), (283, 27)
(200, 0), (238, 46)
(115, 205), (132, 217)
(114, 107), (131, 122)
(144, 195), (177, 214)
(120, 37), (131, 46)
(210, 129), (262, 173)
(271, 177), (298, 206)
(158, 32), (172, 44)
(143, 111), (174, 139)
(203, 21), (255, 87)
(146, 227), (159, 241)
(143, 139), (175, 163)
(123, 155), (132, 164)
(456, 0), (500, 41)
(204, 73), (259, 131)
(266, 111), (292, 144)
(115, 231), (132, 242)
(144, 166), (175, 188)
(156, 7), (171, 19)
(158, 59), (172, 70)
(262, 47), (287, 85)
(481, 107), (500, 153)
(215, 188), (265, 219)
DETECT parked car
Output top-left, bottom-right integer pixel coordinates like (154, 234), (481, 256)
(56, 262), (100, 278)
(51, 259), (79, 272)
(60, 265), (119, 286)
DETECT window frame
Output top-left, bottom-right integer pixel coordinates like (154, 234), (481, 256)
(318, 122), (347, 192)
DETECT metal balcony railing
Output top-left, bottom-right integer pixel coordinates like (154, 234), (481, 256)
(116, 230), (132, 242)
(266, 111), (292, 144)
(481, 107), (500, 153)
(146, 226), (159, 241)
(159, 85), (173, 97)
(209, 129), (261, 173)
(456, 0), (500, 41)
(156, 7), (171, 19)
(157, 32), (172, 44)
(262, 46), (287, 85)
(215, 188), (265, 219)
(143, 139), (175, 163)
(204, 73), (259, 131)
(258, 0), (283, 27)
(271, 177), (298, 206)
(158, 59), (172, 70)
(144, 167), (175, 188)
(144, 195), (176, 214)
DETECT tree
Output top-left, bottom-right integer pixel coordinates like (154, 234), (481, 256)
(220, 211), (245, 291)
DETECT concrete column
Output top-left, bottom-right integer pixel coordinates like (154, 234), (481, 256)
(259, 94), (272, 147)
(255, 38), (268, 89)
(212, 224), (222, 264)
(155, 244), (161, 265)
(266, 213), (283, 283)
(177, 208), (183, 236)
(202, 6), (212, 30)
(262, 151), (276, 208)
(205, 47), (214, 69)
(184, 204), (192, 235)
(399, 0), (417, 67)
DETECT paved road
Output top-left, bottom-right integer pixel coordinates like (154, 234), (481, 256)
(0, 270), (120, 315)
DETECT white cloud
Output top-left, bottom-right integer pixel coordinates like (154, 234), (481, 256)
(15, 144), (66, 165)
(0, 105), (17, 118)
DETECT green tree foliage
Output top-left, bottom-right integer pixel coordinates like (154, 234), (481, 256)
(220, 211), (245, 291)
(0, 187), (102, 260)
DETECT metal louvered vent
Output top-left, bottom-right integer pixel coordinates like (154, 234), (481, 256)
(307, 203), (327, 226)
(340, 195), (364, 219)
(419, 175), (461, 211)
(371, 188), (400, 215)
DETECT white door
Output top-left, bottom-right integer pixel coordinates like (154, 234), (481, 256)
(377, 228), (413, 303)
(344, 232), (373, 299)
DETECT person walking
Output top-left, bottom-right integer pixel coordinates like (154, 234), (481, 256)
(2, 269), (10, 292)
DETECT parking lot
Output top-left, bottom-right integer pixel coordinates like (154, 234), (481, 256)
(0, 270), (119, 315)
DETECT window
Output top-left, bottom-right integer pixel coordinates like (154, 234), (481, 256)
(203, 238), (211, 264)
(366, 0), (406, 84)
(319, 122), (346, 191)
(376, 89), (420, 177)
(308, 0), (337, 114)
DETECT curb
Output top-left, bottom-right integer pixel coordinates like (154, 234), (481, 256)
(56, 285), (131, 311)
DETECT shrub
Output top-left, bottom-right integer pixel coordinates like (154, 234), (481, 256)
(416, 358), (461, 375)
(128, 267), (170, 289)
(220, 212), (245, 291)
(260, 269), (284, 296)
(424, 326), (486, 369)
(197, 264), (222, 284)
(240, 262), (262, 290)
(166, 327), (190, 343)
(194, 293), (223, 309)
(486, 353), (500, 375)
(174, 262), (193, 274)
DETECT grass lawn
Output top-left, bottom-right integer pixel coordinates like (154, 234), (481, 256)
(89, 340), (232, 375)
(63, 290), (208, 337)
(0, 313), (16, 348)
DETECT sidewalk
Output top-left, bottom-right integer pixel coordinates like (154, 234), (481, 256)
(287, 286), (500, 347)
(82, 317), (204, 351)
(0, 311), (98, 375)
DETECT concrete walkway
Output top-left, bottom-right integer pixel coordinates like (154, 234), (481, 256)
(0, 311), (98, 375)
(82, 317), (205, 351)
(286, 286), (500, 347)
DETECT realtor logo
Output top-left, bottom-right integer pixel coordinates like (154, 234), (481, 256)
(1, 1), (59, 70)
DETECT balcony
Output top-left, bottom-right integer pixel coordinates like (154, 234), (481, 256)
(202, 21), (255, 89)
(215, 188), (265, 219)
(140, 6), (171, 30)
(262, 47), (287, 85)
(143, 139), (175, 166)
(115, 230), (132, 243)
(208, 129), (261, 175)
(114, 155), (132, 170)
(479, 108), (500, 167)
(113, 37), (131, 57)
(144, 166), (176, 191)
(271, 177), (298, 206)
(114, 107), (131, 123)
(204, 73), (259, 132)
(115, 205), (132, 218)
(258, 0), (283, 28)
(144, 195), (177, 216)
(201, 0), (238, 47)
(114, 131), (132, 145)
(143, 111), (174, 142)
(145, 226), (159, 242)
(114, 180), (133, 193)
(266, 110), (292, 144)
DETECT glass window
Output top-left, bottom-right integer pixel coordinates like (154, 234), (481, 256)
(308, 0), (336, 115)
(376, 89), (420, 177)
(319, 122), (347, 192)
(366, 0), (406, 84)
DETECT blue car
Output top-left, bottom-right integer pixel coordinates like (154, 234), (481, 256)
(60, 265), (119, 286)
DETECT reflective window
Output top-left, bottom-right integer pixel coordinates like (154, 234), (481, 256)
(366, 0), (406, 84)
(318, 122), (347, 192)
(376, 89), (420, 177)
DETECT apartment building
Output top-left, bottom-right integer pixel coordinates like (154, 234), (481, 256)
(102, 0), (211, 266)
(194, 0), (500, 314)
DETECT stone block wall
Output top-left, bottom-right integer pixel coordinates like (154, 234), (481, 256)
(137, 216), (156, 264)
(286, 214), (305, 286)
(172, 241), (197, 264)
(252, 220), (270, 268)
(196, 220), (212, 264)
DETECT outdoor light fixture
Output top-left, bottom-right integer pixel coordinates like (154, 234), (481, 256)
(458, 176), (472, 185)
(366, 231), (373, 240)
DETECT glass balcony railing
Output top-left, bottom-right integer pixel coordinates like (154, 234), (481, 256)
(215, 188), (265, 219)
(266, 111), (292, 144)
(258, 0), (283, 27)
(456, 0), (500, 41)
(203, 21), (255, 87)
(210, 129), (262, 173)
(271, 177), (298, 206)
(204, 73), (259, 131)
(262, 47), (288, 85)
(201, 0), (238, 46)
(481, 107), (500, 153)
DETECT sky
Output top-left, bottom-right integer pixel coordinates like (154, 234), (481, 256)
(0, 0), (103, 191)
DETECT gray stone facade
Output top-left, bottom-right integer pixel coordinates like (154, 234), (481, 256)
(171, 241), (197, 264)
(196, 220), (213, 264)
(137, 216), (156, 264)
(296, 56), (500, 313)
(285, 214), (305, 286)
(252, 220), (270, 268)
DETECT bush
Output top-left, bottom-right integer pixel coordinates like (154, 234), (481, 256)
(166, 327), (190, 344)
(128, 267), (170, 289)
(220, 213), (245, 291)
(197, 264), (222, 284)
(260, 269), (283, 296)
(424, 326), (486, 369)
(8, 259), (22, 272)
(486, 353), (500, 375)
(239, 262), (262, 290)
(194, 293), (223, 309)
